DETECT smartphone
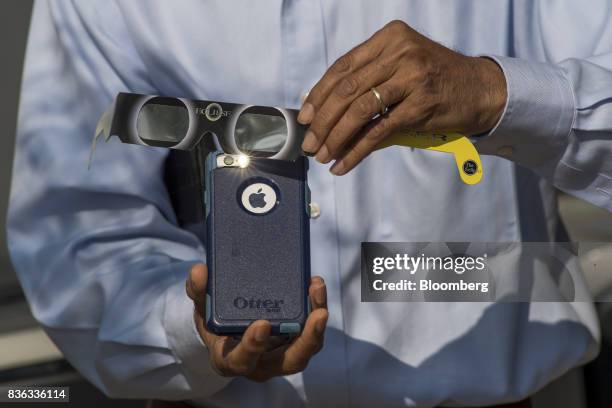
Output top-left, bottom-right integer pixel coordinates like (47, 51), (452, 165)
(204, 152), (311, 336)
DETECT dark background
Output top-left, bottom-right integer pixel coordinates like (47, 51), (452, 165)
(0, 0), (29, 299)
(0, 1), (609, 407)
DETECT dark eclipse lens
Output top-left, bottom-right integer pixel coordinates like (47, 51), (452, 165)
(234, 107), (287, 157)
(137, 97), (189, 147)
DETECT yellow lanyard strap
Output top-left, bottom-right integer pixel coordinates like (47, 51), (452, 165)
(376, 130), (483, 185)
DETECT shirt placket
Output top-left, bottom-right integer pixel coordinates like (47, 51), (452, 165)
(281, 1), (350, 406)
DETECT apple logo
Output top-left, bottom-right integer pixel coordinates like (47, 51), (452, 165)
(241, 181), (278, 214)
(249, 188), (267, 208)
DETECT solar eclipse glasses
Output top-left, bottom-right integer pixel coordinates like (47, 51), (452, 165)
(90, 92), (306, 167)
(90, 92), (483, 184)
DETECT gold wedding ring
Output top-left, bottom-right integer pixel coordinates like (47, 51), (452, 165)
(370, 87), (387, 116)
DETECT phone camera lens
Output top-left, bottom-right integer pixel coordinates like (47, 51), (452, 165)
(223, 156), (235, 166)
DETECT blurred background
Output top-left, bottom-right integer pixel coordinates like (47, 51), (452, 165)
(0, 2), (610, 407)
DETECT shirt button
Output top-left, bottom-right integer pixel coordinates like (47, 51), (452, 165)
(496, 146), (514, 156)
(300, 90), (310, 105)
(309, 202), (321, 219)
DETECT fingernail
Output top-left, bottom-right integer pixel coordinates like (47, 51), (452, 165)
(301, 130), (318, 153)
(313, 284), (326, 307)
(313, 276), (325, 285)
(297, 103), (314, 124)
(254, 325), (268, 343)
(330, 160), (345, 175)
(315, 145), (330, 163)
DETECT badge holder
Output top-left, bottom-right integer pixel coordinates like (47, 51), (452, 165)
(378, 131), (483, 185)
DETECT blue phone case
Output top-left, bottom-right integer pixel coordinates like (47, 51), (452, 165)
(204, 152), (311, 336)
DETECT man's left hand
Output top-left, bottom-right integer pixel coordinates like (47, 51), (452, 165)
(298, 20), (507, 175)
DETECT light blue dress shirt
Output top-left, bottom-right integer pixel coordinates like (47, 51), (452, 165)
(8, 0), (612, 406)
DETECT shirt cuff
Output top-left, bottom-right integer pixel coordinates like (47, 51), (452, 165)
(163, 278), (232, 396)
(474, 55), (576, 177)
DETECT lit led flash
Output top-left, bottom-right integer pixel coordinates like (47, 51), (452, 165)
(237, 154), (250, 168)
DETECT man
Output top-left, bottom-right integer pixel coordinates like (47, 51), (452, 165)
(8, 0), (612, 407)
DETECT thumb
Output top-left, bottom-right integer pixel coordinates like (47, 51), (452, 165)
(186, 263), (208, 316)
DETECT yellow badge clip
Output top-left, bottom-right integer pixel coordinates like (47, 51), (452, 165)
(377, 130), (483, 185)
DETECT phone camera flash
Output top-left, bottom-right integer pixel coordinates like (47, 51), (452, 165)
(237, 155), (250, 168)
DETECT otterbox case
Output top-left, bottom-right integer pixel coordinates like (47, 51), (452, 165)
(204, 152), (311, 336)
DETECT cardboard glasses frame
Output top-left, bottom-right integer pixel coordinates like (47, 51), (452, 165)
(89, 92), (306, 168)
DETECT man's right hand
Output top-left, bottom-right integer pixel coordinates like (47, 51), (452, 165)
(185, 264), (329, 382)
